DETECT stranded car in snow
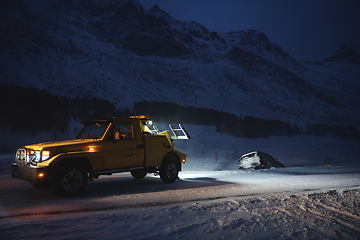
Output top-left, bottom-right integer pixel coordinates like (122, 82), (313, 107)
(238, 151), (285, 170)
(12, 115), (189, 197)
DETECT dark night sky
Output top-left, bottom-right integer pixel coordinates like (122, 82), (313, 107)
(137, 0), (360, 61)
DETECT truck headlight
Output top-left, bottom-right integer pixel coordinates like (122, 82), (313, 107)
(26, 149), (51, 163)
(41, 151), (50, 161)
(26, 149), (40, 164)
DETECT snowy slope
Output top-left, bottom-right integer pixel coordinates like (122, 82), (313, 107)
(1, 0), (359, 128)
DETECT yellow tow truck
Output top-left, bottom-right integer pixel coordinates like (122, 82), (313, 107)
(12, 115), (189, 197)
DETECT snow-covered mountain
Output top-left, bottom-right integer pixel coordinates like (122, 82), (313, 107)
(1, 0), (359, 127)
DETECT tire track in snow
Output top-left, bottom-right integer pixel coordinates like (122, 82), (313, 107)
(314, 202), (360, 234)
(293, 194), (360, 234)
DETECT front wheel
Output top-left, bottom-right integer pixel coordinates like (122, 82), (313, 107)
(53, 167), (87, 197)
(160, 160), (179, 183)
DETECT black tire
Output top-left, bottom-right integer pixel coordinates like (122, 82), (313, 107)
(160, 160), (179, 183)
(130, 169), (147, 179)
(53, 167), (87, 197)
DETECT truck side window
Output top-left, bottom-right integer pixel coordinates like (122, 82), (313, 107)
(112, 123), (133, 140)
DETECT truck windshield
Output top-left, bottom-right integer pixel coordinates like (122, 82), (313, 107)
(75, 122), (109, 139)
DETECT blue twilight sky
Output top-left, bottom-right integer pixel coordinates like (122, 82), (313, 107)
(136, 0), (360, 61)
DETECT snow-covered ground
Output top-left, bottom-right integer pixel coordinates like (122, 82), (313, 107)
(0, 124), (359, 239)
(2, 187), (359, 240)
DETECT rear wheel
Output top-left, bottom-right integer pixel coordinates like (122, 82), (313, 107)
(53, 167), (87, 197)
(160, 160), (179, 183)
(130, 169), (147, 179)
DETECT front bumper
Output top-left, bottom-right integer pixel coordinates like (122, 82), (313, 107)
(12, 163), (53, 185)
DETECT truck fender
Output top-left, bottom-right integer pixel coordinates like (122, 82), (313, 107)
(49, 153), (93, 179)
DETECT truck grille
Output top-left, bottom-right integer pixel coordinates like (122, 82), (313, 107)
(15, 148), (26, 162)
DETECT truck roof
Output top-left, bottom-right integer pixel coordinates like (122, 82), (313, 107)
(83, 115), (150, 124)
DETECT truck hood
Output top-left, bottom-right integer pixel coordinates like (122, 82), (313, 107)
(24, 139), (100, 150)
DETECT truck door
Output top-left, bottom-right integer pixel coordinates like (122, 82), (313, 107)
(102, 122), (142, 170)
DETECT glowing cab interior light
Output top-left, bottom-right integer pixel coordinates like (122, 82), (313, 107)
(38, 173), (44, 177)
